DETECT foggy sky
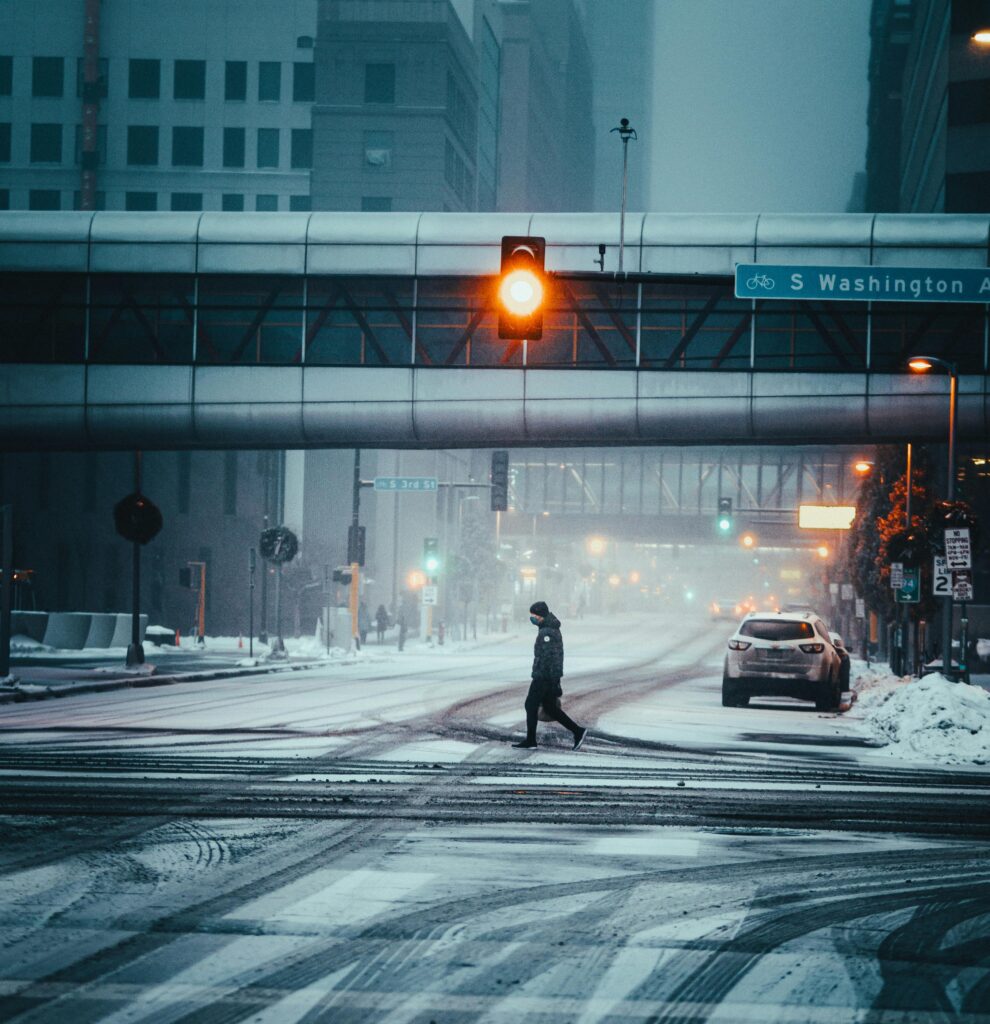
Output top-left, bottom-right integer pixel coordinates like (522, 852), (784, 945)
(648, 0), (871, 213)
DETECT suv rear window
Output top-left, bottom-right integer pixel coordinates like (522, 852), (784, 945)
(739, 619), (814, 641)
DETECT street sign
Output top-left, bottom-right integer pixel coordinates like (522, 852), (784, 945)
(953, 572), (974, 603)
(735, 263), (990, 304)
(895, 567), (920, 603)
(829, 583), (839, 596)
(890, 562), (904, 589)
(421, 585), (438, 606)
(855, 598), (865, 619)
(841, 583), (854, 601)
(933, 556), (951, 597)
(944, 528), (972, 570)
(374, 477), (438, 492)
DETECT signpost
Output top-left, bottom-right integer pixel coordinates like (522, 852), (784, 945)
(952, 573), (974, 603)
(735, 263), (990, 304)
(944, 528), (972, 571)
(890, 563), (904, 590)
(841, 583), (854, 601)
(855, 598), (865, 619)
(895, 568), (920, 604)
(374, 477), (438, 492)
(933, 556), (951, 597)
(421, 585), (438, 606)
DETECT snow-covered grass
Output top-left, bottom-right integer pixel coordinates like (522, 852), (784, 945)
(852, 663), (990, 767)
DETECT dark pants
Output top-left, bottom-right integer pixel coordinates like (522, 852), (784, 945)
(524, 677), (581, 743)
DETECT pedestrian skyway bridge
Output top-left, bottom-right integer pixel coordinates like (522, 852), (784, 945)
(1, 210), (989, 450)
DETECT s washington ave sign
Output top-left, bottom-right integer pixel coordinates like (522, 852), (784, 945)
(735, 264), (990, 303)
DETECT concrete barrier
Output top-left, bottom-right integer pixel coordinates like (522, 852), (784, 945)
(8, 611), (148, 650)
(42, 613), (92, 650)
(11, 611), (48, 642)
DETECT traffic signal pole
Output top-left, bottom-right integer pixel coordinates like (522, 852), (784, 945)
(351, 449), (361, 649)
(126, 452), (144, 668)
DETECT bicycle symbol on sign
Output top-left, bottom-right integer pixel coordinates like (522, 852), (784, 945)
(746, 272), (775, 290)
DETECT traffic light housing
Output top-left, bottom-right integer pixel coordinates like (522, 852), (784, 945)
(490, 449), (509, 511)
(716, 497), (734, 535)
(423, 537), (441, 575)
(497, 235), (546, 340)
(113, 492), (163, 545)
(347, 524), (366, 566)
(332, 567), (352, 585)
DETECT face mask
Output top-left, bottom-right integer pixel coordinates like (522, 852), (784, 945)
(530, 616), (541, 626)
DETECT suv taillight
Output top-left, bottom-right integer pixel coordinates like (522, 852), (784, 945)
(728, 639), (751, 651)
(799, 642), (824, 654)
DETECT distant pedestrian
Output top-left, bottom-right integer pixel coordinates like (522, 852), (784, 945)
(375, 603), (389, 644)
(397, 603), (408, 652)
(358, 601), (370, 646)
(512, 601), (587, 750)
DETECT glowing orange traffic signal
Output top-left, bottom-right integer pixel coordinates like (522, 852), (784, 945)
(498, 236), (546, 340)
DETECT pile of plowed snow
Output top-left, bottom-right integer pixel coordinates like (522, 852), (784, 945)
(855, 669), (990, 766)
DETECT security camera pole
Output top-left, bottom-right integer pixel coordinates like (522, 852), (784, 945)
(610, 117), (637, 273)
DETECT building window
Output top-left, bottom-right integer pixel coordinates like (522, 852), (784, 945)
(256, 194), (278, 211)
(72, 190), (106, 210)
(74, 124), (107, 166)
(361, 196), (392, 211)
(225, 60), (246, 101)
(223, 452), (238, 515)
(948, 78), (990, 126)
(297, 35), (314, 49)
(257, 127), (279, 168)
(223, 126), (245, 167)
(172, 126), (204, 166)
(0, 190), (8, 210)
(30, 123), (62, 163)
(75, 57), (108, 98)
(222, 193), (244, 211)
(293, 62), (314, 102)
(0, 56), (11, 96)
(258, 61), (281, 101)
(29, 190), (61, 210)
(128, 58), (160, 99)
(364, 63), (395, 104)
(290, 128), (312, 168)
(0, 123), (10, 163)
(32, 57), (64, 97)
(125, 191), (157, 211)
(171, 192), (202, 212)
(364, 130), (393, 170)
(127, 125), (159, 165)
(174, 59), (206, 100)
(178, 452), (190, 513)
(289, 194), (311, 212)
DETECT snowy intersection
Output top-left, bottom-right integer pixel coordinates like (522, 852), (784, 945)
(0, 612), (988, 1023)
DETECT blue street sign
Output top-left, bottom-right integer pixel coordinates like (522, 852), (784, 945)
(735, 263), (990, 304)
(373, 476), (438, 492)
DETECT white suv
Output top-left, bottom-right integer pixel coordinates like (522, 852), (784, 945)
(722, 611), (843, 711)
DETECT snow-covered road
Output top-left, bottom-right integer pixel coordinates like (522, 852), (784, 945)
(1, 612), (988, 1023)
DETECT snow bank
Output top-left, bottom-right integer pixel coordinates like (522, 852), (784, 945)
(9, 634), (52, 653)
(855, 668), (990, 766)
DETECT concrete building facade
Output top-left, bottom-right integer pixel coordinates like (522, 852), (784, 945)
(865, 0), (990, 213)
(0, 0), (317, 213)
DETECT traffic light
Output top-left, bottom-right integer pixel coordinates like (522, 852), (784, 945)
(113, 492), (163, 545)
(716, 497), (734, 535)
(423, 537), (441, 575)
(332, 567), (352, 584)
(490, 449), (509, 511)
(347, 524), (366, 566)
(497, 236), (546, 340)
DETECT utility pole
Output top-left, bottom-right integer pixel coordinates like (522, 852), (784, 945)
(248, 547), (256, 659)
(610, 117), (637, 273)
(350, 449), (361, 650)
(125, 452), (144, 667)
(0, 505), (12, 680)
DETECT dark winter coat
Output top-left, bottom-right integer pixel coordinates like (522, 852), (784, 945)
(531, 611), (564, 681)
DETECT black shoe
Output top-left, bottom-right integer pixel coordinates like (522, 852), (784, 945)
(512, 740), (538, 748)
(572, 727), (588, 751)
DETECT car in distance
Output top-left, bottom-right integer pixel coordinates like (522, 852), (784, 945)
(722, 611), (843, 711)
(710, 597), (753, 622)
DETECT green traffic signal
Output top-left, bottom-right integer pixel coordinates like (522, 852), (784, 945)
(717, 516), (732, 533)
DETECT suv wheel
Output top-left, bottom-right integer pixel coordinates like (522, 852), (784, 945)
(722, 676), (748, 708)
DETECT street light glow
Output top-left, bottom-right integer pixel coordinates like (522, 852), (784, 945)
(973, 28), (990, 44)
(816, 545), (830, 559)
(741, 533), (756, 548)
(908, 357), (934, 372)
(498, 269), (543, 317)
(853, 460), (873, 475)
(586, 536), (606, 556)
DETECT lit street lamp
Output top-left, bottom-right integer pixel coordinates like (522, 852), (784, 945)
(908, 354), (958, 675)
(610, 118), (637, 273)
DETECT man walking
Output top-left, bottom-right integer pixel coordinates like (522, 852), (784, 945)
(512, 601), (587, 750)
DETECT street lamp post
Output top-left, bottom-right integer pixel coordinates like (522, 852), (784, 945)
(610, 118), (637, 273)
(908, 355), (958, 676)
